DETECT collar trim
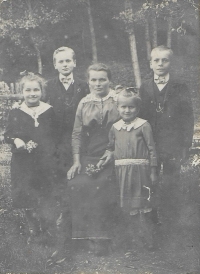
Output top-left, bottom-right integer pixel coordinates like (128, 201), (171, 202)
(82, 89), (117, 103)
(59, 73), (74, 84)
(113, 118), (147, 131)
(19, 101), (52, 127)
(154, 73), (170, 82)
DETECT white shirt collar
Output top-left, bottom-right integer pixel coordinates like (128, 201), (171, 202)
(113, 118), (147, 131)
(19, 101), (52, 127)
(154, 73), (170, 82)
(59, 73), (74, 84)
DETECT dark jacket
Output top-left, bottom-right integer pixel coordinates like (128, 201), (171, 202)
(139, 77), (194, 157)
(44, 76), (89, 141)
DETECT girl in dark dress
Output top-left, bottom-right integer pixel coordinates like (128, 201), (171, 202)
(4, 74), (74, 268)
(4, 73), (57, 242)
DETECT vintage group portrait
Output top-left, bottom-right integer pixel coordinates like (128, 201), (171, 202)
(0, 0), (199, 273)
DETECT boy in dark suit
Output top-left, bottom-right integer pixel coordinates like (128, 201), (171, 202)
(44, 47), (89, 266)
(139, 45), (194, 224)
(45, 47), (89, 176)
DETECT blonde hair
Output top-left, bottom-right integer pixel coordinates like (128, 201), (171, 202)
(117, 89), (142, 109)
(19, 73), (46, 99)
(53, 47), (76, 64)
(150, 45), (173, 60)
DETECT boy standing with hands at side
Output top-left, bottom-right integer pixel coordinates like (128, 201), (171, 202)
(44, 47), (88, 265)
(139, 46), (194, 222)
(45, 47), (89, 177)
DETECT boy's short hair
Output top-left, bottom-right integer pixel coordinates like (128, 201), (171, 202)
(19, 72), (46, 99)
(53, 47), (76, 64)
(117, 89), (142, 109)
(87, 63), (112, 81)
(150, 45), (173, 60)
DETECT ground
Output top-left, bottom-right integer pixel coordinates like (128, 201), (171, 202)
(0, 143), (200, 274)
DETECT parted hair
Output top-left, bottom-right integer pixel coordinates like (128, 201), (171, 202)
(150, 45), (173, 60)
(87, 63), (112, 81)
(53, 46), (76, 64)
(117, 89), (142, 109)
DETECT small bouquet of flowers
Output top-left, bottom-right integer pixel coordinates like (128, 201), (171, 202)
(85, 164), (103, 178)
(26, 140), (38, 153)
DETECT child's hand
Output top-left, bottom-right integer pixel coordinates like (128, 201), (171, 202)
(14, 138), (26, 150)
(96, 150), (114, 169)
(96, 159), (105, 169)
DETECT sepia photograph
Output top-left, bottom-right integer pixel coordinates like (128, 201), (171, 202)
(0, 0), (199, 273)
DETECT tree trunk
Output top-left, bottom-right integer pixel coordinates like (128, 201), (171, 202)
(34, 44), (42, 74)
(129, 31), (141, 88)
(167, 16), (172, 48)
(125, 0), (141, 88)
(150, 0), (157, 48)
(86, 0), (97, 62)
(26, 0), (42, 74)
(145, 18), (151, 60)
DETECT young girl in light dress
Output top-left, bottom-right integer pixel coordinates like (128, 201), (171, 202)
(106, 89), (158, 250)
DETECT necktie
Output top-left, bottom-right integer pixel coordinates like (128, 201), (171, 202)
(61, 77), (72, 85)
(154, 76), (168, 84)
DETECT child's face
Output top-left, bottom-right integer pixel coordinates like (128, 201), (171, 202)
(22, 80), (42, 107)
(117, 97), (139, 123)
(54, 51), (76, 76)
(150, 50), (171, 76)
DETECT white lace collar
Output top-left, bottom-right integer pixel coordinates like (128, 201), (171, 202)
(19, 101), (52, 127)
(113, 118), (147, 131)
(82, 89), (117, 103)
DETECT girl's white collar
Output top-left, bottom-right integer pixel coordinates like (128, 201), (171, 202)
(19, 101), (52, 127)
(113, 117), (147, 131)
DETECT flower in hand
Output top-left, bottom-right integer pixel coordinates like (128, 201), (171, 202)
(85, 164), (103, 178)
(26, 140), (38, 153)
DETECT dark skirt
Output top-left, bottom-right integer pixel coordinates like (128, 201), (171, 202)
(68, 156), (119, 239)
(10, 151), (55, 209)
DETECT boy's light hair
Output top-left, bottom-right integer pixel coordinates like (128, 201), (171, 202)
(53, 47), (76, 64)
(87, 63), (112, 81)
(19, 73), (46, 99)
(117, 89), (142, 109)
(150, 45), (173, 60)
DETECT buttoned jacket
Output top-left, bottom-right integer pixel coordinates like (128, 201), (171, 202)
(139, 77), (194, 155)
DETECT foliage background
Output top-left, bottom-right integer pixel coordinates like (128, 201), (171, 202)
(0, 0), (199, 273)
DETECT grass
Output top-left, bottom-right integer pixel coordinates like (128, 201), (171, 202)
(0, 145), (200, 273)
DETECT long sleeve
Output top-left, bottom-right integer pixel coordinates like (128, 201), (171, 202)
(106, 126), (115, 152)
(180, 83), (194, 149)
(71, 101), (83, 155)
(4, 110), (22, 145)
(142, 122), (157, 166)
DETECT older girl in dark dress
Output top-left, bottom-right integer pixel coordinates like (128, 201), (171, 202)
(67, 64), (120, 255)
(4, 73), (70, 267)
